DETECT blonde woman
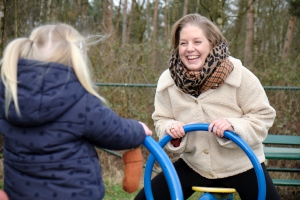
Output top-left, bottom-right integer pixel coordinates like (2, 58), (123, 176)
(135, 14), (279, 200)
(0, 24), (152, 200)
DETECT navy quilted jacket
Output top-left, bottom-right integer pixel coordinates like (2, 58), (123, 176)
(0, 59), (146, 200)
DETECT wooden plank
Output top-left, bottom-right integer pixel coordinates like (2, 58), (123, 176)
(264, 147), (300, 160)
(272, 179), (300, 187)
(264, 135), (300, 145)
(267, 167), (300, 172)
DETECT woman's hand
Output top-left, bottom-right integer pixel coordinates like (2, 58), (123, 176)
(166, 121), (185, 138)
(139, 122), (153, 136)
(209, 118), (234, 137)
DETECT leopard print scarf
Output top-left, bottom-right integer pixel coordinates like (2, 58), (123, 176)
(169, 42), (234, 97)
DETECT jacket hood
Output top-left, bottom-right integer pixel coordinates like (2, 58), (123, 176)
(0, 59), (86, 126)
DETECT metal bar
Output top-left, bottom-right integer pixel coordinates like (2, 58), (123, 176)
(94, 83), (157, 87)
(94, 83), (300, 90)
(267, 168), (300, 172)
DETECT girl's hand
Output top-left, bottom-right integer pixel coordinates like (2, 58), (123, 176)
(166, 121), (185, 138)
(139, 122), (153, 136)
(209, 118), (234, 137)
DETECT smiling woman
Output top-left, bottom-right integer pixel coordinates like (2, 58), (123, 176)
(134, 13), (280, 200)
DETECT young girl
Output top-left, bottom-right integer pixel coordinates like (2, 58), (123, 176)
(0, 24), (152, 200)
(135, 13), (280, 200)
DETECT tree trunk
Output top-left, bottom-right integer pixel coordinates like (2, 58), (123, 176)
(164, 0), (168, 43)
(152, 0), (158, 44)
(61, 0), (66, 21)
(282, 16), (296, 60)
(46, 0), (52, 22)
(183, 0), (188, 16)
(244, 0), (254, 67)
(145, 0), (151, 42)
(121, 0), (128, 46)
(127, 0), (135, 43)
(196, 0), (200, 13)
(0, 0), (6, 57)
(39, 0), (45, 25)
(102, 0), (108, 31)
(253, 0), (258, 55)
(171, 0), (179, 25)
(108, 0), (114, 32)
(82, 0), (88, 25)
(102, 0), (113, 32)
(14, 0), (17, 37)
(134, 1), (145, 43)
(115, 0), (121, 40)
(152, 0), (159, 68)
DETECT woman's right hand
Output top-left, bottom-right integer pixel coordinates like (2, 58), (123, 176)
(166, 121), (185, 138)
(139, 122), (153, 136)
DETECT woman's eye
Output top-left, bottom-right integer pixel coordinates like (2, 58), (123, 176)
(195, 41), (201, 44)
(180, 42), (186, 45)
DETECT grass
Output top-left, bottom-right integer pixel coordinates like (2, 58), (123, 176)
(103, 182), (138, 200)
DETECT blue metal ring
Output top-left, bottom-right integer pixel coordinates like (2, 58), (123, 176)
(143, 136), (184, 200)
(143, 123), (266, 200)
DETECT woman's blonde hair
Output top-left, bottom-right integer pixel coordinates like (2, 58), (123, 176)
(0, 23), (106, 116)
(171, 13), (227, 53)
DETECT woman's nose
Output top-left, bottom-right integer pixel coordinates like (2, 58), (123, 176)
(187, 43), (195, 51)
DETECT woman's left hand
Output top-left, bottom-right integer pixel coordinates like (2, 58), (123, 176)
(209, 118), (234, 137)
(166, 121), (185, 139)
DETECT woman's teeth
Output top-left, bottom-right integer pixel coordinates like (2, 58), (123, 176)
(187, 56), (199, 60)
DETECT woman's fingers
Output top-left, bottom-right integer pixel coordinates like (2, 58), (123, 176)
(166, 121), (185, 138)
(209, 118), (233, 137)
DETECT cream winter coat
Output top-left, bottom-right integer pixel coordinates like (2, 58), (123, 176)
(152, 56), (276, 179)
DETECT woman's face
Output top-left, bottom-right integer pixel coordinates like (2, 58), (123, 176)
(178, 24), (211, 71)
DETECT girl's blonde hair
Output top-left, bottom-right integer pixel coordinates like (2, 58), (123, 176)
(171, 13), (227, 53)
(0, 23), (106, 116)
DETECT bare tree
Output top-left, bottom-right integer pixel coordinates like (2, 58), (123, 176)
(164, 0), (169, 43)
(0, 0), (6, 56)
(133, 0), (146, 43)
(109, 0), (113, 32)
(14, 0), (17, 37)
(101, 0), (114, 33)
(102, 0), (108, 30)
(151, 0), (159, 67)
(61, 0), (66, 21)
(39, 0), (45, 24)
(46, 0), (52, 22)
(152, 0), (158, 44)
(244, 0), (254, 67)
(281, 0), (300, 60)
(253, 0), (259, 55)
(82, 0), (88, 25)
(145, 0), (151, 42)
(127, 0), (135, 43)
(171, 0), (180, 26)
(121, 0), (128, 46)
(183, 0), (189, 16)
(282, 16), (296, 60)
(115, 0), (122, 40)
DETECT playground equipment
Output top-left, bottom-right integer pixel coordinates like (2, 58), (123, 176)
(142, 123), (266, 200)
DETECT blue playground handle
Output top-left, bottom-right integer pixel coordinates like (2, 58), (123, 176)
(143, 123), (266, 200)
(143, 136), (184, 200)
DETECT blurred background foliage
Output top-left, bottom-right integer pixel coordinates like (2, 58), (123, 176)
(0, 0), (299, 199)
